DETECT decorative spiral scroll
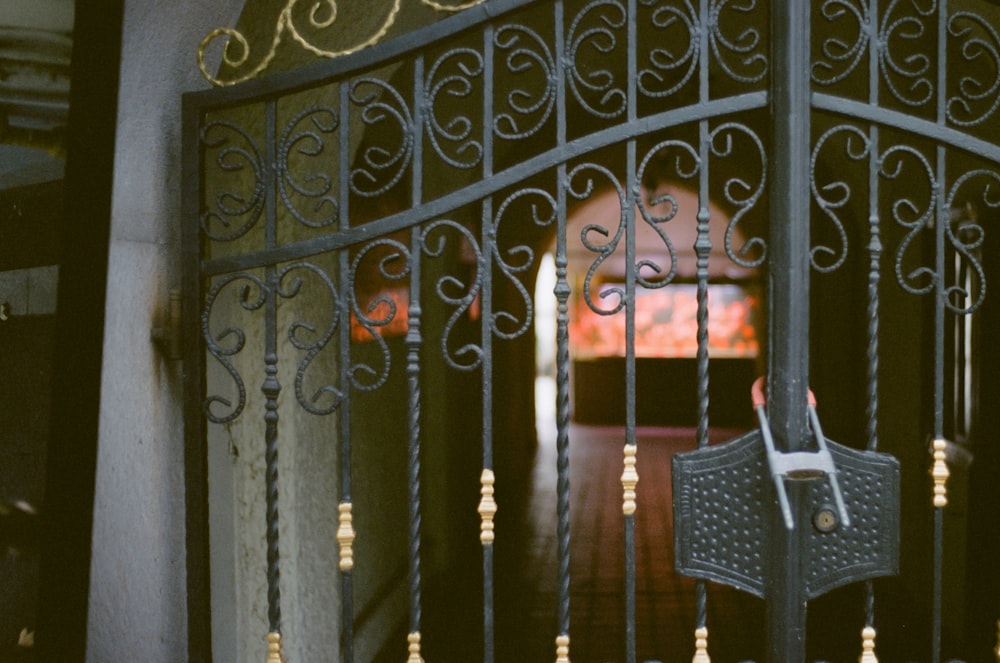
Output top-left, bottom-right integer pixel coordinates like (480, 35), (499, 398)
(277, 106), (340, 229)
(710, 122), (767, 268)
(635, 139), (701, 288)
(491, 188), (558, 340)
(200, 121), (265, 242)
(564, 0), (628, 119)
(421, 220), (484, 371)
(494, 24), (557, 140)
(708, 0), (768, 84)
(812, 0), (869, 86)
(349, 238), (413, 390)
(942, 170), (998, 314)
(566, 162), (628, 316)
(349, 78), (415, 197)
(879, 0), (937, 108)
(637, 0), (699, 99)
(947, 12), (1000, 127)
(420, 0), (486, 10)
(198, 0), (402, 87)
(276, 262), (344, 414)
(202, 273), (269, 424)
(425, 48), (485, 169)
(810, 124), (871, 273)
(880, 144), (937, 296)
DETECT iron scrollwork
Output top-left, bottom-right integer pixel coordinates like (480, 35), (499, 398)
(637, 0), (699, 99)
(200, 120), (266, 243)
(491, 188), (558, 339)
(711, 122), (768, 268)
(276, 262), (344, 414)
(567, 162), (629, 316)
(493, 23), (557, 141)
(635, 139), (700, 288)
(707, 0), (768, 85)
(941, 170), (997, 314)
(421, 219), (484, 371)
(349, 238), (413, 389)
(425, 48), (485, 170)
(277, 106), (340, 229)
(202, 273), (269, 424)
(947, 11), (1000, 127)
(350, 77), (415, 198)
(810, 124), (871, 273)
(565, 0), (628, 119)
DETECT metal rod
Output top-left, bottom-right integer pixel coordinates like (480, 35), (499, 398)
(553, 1), (572, 653)
(623, 136), (638, 663)
(766, 1), (812, 660)
(338, 78), (355, 663)
(407, 54), (426, 644)
(481, 191), (495, 663)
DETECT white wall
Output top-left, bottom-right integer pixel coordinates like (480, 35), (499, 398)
(86, 1), (244, 661)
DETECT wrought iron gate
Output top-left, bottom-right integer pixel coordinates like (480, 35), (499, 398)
(183, 1), (1000, 662)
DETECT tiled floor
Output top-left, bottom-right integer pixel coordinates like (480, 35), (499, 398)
(488, 378), (765, 663)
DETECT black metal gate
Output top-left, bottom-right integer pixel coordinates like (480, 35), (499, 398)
(183, 1), (1000, 662)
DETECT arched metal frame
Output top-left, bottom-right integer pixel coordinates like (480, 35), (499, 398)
(182, 1), (1000, 662)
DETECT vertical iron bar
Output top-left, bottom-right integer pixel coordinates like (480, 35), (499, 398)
(932, 3), (949, 662)
(481, 199), (495, 663)
(182, 97), (213, 663)
(408, 54), (426, 651)
(338, 78), (355, 663)
(262, 99), (283, 639)
(624, 3), (639, 661)
(553, 3), (572, 657)
(555, 162), (572, 648)
(766, 2), (812, 662)
(694, 0), (713, 640)
(865, 0), (882, 638)
(624, 141), (638, 663)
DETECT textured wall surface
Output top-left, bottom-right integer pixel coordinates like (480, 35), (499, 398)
(85, 2), (245, 661)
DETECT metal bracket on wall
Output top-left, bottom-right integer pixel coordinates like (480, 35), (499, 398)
(151, 288), (182, 360)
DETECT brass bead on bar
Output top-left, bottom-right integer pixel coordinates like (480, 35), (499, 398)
(622, 444), (638, 516)
(337, 501), (355, 571)
(407, 631), (425, 663)
(692, 627), (710, 663)
(931, 438), (950, 508)
(265, 631), (285, 663)
(555, 634), (570, 663)
(859, 625), (878, 663)
(479, 469), (497, 545)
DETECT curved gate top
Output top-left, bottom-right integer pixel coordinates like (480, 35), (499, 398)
(183, 1), (1000, 662)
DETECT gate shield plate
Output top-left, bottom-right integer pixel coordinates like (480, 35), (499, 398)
(672, 431), (900, 599)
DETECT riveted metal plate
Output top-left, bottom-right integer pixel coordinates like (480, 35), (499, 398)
(673, 431), (900, 599)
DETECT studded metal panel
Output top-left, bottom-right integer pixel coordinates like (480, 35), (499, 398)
(673, 432), (900, 600)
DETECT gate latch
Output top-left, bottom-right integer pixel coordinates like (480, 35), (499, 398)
(751, 377), (850, 531)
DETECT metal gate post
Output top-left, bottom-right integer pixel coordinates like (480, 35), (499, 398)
(767, 2), (812, 662)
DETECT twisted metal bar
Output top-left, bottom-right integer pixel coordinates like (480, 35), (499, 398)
(262, 352), (282, 635)
(554, 167), (573, 659)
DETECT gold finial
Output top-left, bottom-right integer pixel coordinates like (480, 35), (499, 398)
(993, 619), (999, 662)
(407, 631), (425, 663)
(266, 631), (286, 663)
(931, 438), (950, 508)
(622, 444), (638, 516)
(691, 627), (710, 663)
(479, 469), (497, 545)
(337, 502), (355, 571)
(859, 625), (878, 663)
(555, 634), (570, 663)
